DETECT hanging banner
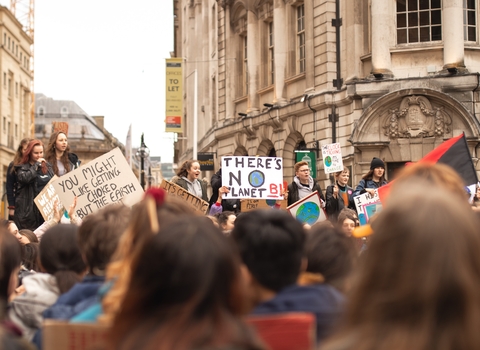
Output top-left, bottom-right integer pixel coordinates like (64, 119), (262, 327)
(51, 148), (144, 219)
(165, 58), (183, 133)
(221, 156), (284, 200)
(295, 151), (316, 179)
(322, 143), (343, 174)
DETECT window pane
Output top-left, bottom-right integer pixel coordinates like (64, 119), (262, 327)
(431, 10), (441, 24)
(409, 28), (419, 42)
(397, 29), (408, 43)
(467, 0), (475, 9)
(431, 0), (441, 8)
(420, 27), (430, 41)
(420, 11), (430, 25)
(397, 0), (406, 12)
(468, 26), (476, 41)
(419, 0), (429, 10)
(408, 12), (418, 26)
(468, 11), (476, 25)
(431, 25), (442, 40)
(408, 0), (418, 10)
(397, 13), (407, 27)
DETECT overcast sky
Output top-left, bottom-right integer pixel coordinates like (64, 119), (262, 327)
(1, 0), (175, 162)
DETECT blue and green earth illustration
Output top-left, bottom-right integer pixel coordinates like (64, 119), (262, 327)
(296, 201), (320, 225)
(248, 170), (265, 188)
(324, 156), (332, 167)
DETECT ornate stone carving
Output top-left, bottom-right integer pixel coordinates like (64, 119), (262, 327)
(383, 95), (451, 138)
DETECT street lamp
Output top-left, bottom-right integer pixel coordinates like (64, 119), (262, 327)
(136, 133), (150, 190)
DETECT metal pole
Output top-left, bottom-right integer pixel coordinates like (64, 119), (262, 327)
(193, 69), (198, 160)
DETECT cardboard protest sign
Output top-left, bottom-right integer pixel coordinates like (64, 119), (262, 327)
(160, 179), (209, 214)
(322, 143), (343, 174)
(354, 189), (383, 225)
(34, 176), (61, 221)
(287, 191), (327, 225)
(221, 156), (284, 200)
(241, 199), (287, 212)
(51, 148), (144, 219)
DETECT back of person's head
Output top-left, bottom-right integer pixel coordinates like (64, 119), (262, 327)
(40, 224), (86, 294)
(110, 216), (261, 350)
(77, 204), (130, 275)
(304, 225), (357, 292)
(231, 209), (306, 292)
(102, 188), (199, 324)
(0, 229), (21, 316)
(324, 181), (480, 350)
(21, 242), (39, 271)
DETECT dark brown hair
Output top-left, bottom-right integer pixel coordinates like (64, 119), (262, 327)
(77, 204), (130, 274)
(175, 159), (199, 178)
(18, 229), (38, 244)
(361, 168), (387, 183)
(109, 216), (263, 350)
(0, 229), (21, 317)
(10, 138), (32, 173)
(45, 131), (71, 176)
(323, 182), (480, 350)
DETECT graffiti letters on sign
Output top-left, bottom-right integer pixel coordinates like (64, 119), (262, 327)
(34, 176), (61, 221)
(160, 180), (209, 214)
(221, 156), (284, 199)
(52, 148), (144, 219)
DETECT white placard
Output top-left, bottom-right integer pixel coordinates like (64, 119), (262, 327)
(322, 142), (343, 174)
(287, 191), (327, 225)
(51, 148), (144, 219)
(221, 156), (284, 200)
(353, 189), (383, 225)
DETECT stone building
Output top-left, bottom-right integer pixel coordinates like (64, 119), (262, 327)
(35, 93), (124, 165)
(172, 0), (480, 188)
(0, 5), (33, 204)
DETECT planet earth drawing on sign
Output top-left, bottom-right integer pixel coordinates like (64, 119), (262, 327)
(296, 202), (320, 225)
(266, 199), (277, 207)
(248, 170), (265, 188)
(324, 156), (332, 167)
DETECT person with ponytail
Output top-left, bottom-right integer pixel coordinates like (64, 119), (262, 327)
(8, 224), (86, 341)
(14, 139), (54, 230)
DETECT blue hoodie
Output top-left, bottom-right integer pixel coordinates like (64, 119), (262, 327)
(251, 284), (344, 343)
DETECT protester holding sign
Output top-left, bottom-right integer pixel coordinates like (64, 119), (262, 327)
(287, 160), (325, 206)
(45, 131), (81, 177)
(325, 167), (355, 223)
(14, 140), (54, 230)
(171, 159), (208, 201)
(352, 157), (388, 200)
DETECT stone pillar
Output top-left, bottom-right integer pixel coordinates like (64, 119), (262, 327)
(273, 0), (287, 106)
(443, 0), (465, 70)
(247, 10), (259, 112)
(370, 0), (393, 77)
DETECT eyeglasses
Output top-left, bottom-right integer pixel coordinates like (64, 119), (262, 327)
(298, 169), (310, 173)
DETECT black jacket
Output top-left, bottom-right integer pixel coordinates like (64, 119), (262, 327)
(208, 169), (240, 213)
(287, 181), (325, 206)
(325, 183), (355, 223)
(68, 152), (81, 171)
(14, 162), (54, 230)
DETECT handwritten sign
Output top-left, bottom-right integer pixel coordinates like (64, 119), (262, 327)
(241, 199), (287, 212)
(34, 176), (61, 221)
(221, 156), (284, 199)
(322, 143), (343, 174)
(354, 189), (383, 225)
(287, 191), (327, 225)
(51, 148), (144, 219)
(160, 180), (209, 214)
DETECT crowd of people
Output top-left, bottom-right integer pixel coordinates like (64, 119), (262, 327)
(0, 142), (480, 349)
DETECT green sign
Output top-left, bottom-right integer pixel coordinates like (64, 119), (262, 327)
(295, 151), (317, 179)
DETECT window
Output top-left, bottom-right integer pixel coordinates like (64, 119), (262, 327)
(38, 106), (45, 116)
(2, 117), (5, 133)
(397, 0), (442, 44)
(61, 107), (68, 117)
(464, 0), (477, 41)
(297, 4), (305, 73)
(14, 124), (17, 137)
(268, 21), (274, 85)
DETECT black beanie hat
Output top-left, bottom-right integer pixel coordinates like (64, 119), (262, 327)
(370, 157), (385, 170)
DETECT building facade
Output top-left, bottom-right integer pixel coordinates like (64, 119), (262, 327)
(0, 5), (33, 207)
(173, 0), (480, 188)
(35, 94), (124, 165)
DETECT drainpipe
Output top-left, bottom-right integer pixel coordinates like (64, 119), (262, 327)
(331, 0), (342, 144)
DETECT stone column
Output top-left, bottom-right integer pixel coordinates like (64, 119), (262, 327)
(273, 0), (287, 106)
(443, 0), (465, 70)
(247, 10), (259, 112)
(370, 0), (393, 77)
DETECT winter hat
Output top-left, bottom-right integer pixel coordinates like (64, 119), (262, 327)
(370, 157), (385, 170)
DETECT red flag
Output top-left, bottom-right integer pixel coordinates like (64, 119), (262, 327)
(378, 133), (478, 203)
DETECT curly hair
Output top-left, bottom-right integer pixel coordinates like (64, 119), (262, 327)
(175, 159), (199, 178)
